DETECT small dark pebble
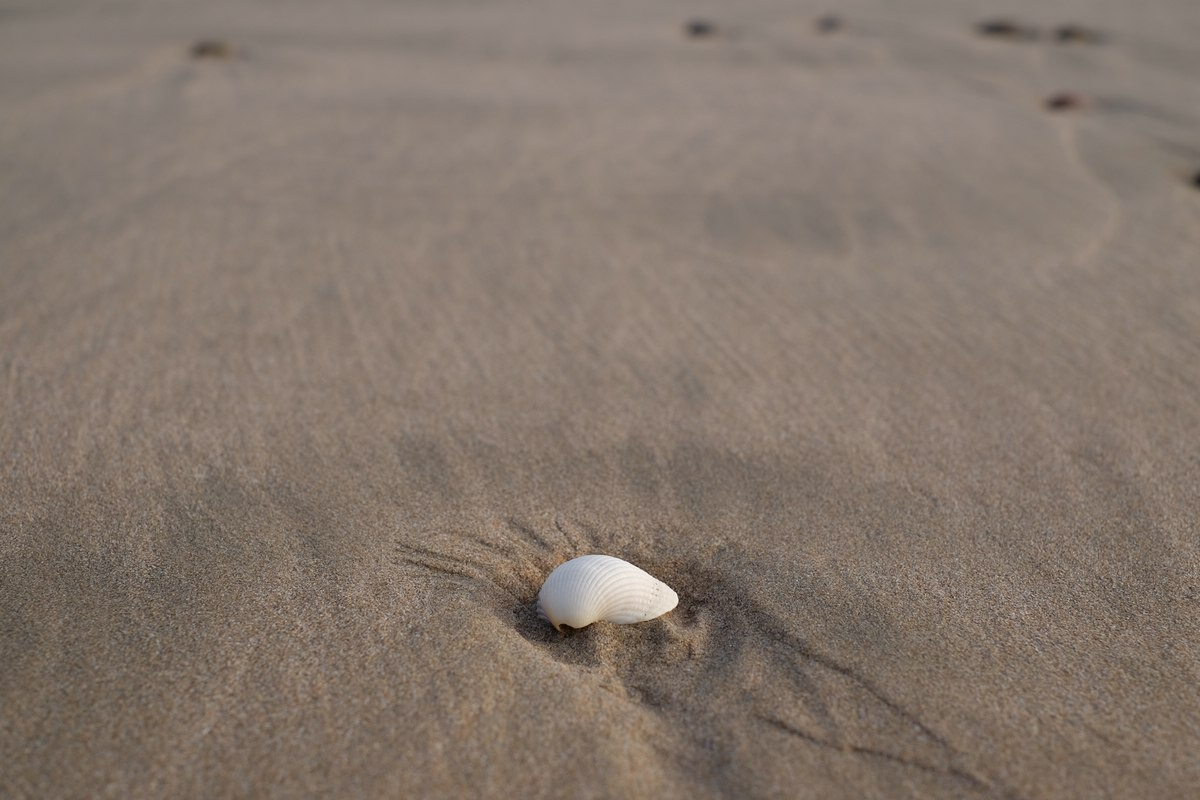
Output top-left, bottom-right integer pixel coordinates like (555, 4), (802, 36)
(683, 19), (716, 39)
(976, 19), (1038, 40)
(191, 40), (235, 60)
(815, 15), (842, 34)
(1054, 24), (1102, 44)
(1045, 92), (1085, 111)
(1191, 172), (1200, 189)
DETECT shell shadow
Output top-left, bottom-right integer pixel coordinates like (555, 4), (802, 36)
(394, 516), (1018, 798)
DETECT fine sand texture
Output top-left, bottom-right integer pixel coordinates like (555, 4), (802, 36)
(2, 0), (1199, 797)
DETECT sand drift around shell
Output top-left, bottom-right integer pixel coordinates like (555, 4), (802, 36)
(537, 555), (679, 631)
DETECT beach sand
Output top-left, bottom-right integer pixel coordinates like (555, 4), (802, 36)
(2, 0), (1199, 797)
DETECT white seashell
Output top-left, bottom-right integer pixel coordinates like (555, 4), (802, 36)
(537, 555), (679, 631)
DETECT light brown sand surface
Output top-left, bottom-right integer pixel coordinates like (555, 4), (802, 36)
(2, 1), (1199, 797)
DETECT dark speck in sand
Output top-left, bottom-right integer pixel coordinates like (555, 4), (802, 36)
(1054, 24), (1103, 44)
(683, 19), (716, 39)
(191, 40), (236, 60)
(815, 15), (842, 34)
(1045, 92), (1085, 111)
(976, 19), (1038, 40)
(1191, 172), (1200, 189)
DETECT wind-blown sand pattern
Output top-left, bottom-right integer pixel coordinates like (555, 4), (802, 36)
(2, 0), (1199, 797)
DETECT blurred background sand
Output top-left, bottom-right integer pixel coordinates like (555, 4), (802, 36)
(2, 1), (1199, 797)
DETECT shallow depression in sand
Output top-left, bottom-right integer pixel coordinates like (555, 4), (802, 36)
(397, 517), (1013, 797)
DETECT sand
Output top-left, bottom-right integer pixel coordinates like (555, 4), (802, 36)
(2, 0), (1199, 797)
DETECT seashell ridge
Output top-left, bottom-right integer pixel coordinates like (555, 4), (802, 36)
(536, 554), (679, 631)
